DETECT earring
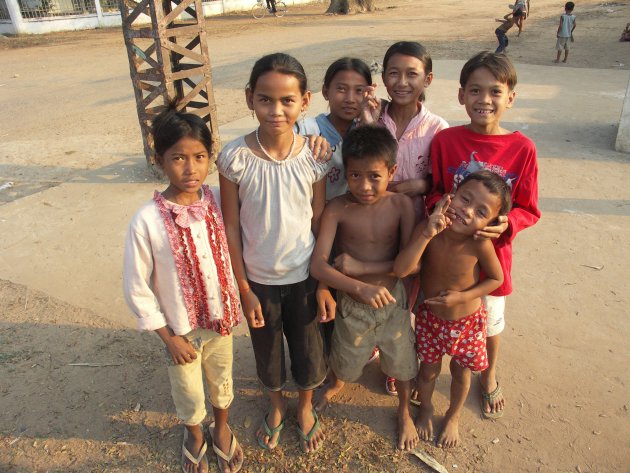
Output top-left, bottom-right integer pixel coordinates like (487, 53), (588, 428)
(301, 109), (306, 121)
(251, 110), (254, 119)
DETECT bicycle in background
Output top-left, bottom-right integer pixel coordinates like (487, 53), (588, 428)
(252, 0), (287, 18)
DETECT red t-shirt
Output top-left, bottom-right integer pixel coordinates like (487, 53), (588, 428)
(426, 126), (540, 296)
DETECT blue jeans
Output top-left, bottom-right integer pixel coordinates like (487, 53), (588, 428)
(495, 29), (509, 53)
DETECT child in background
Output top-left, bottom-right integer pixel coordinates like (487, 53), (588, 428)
(495, 10), (523, 54)
(123, 108), (244, 473)
(394, 171), (509, 448)
(361, 41), (449, 395)
(555, 2), (577, 63)
(218, 53), (328, 454)
(310, 125), (419, 451)
(512, 0), (529, 35)
(296, 57), (373, 202)
(427, 51), (540, 419)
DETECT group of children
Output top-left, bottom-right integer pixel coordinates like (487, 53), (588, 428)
(494, 1), (579, 65)
(123, 43), (540, 472)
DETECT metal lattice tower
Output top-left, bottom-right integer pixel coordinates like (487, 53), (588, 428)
(119, 0), (220, 169)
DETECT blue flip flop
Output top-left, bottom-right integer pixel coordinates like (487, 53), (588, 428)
(296, 408), (322, 454)
(257, 411), (285, 450)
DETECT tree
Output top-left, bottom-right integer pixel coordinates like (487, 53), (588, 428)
(325, 0), (374, 15)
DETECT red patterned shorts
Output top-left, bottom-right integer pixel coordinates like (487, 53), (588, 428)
(415, 304), (488, 371)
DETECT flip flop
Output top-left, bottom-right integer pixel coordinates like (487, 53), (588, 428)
(181, 426), (208, 473)
(257, 410), (285, 450)
(385, 377), (398, 396)
(409, 388), (422, 407)
(480, 380), (504, 419)
(296, 408), (322, 454)
(207, 422), (243, 473)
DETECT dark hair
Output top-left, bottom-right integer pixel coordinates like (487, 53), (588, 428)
(247, 53), (308, 94)
(382, 41), (432, 102)
(565, 1), (574, 11)
(151, 107), (212, 164)
(342, 125), (398, 169)
(458, 170), (512, 216)
(459, 51), (518, 90)
(323, 57), (372, 89)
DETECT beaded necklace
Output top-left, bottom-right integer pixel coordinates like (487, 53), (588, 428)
(255, 127), (296, 162)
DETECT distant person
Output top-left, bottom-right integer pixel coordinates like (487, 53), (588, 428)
(555, 2), (577, 63)
(620, 22), (630, 41)
(512, 0), (530, 35)
(495, 10), (523, 54)
(266, 0), (277, 13)
(123, 107), (244, 473)
(394, 171), (510, 448)
(426, 51), (541, 420)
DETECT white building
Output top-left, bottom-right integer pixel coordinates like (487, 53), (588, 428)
(0, 0), (308, 35)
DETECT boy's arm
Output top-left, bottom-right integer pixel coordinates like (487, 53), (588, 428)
(155, 326), (198, 365)
(475, 145), (540, 242)
(310, 202), (396, 308)
(219, 175), (265, 328)
(557, 15), (563, 36)
(311, 178), (326, 236)
(424, 239), (503, 307)
(393, 195), (451, 277)
(426, 136), (447, 212)
(571, 17), (577, 33)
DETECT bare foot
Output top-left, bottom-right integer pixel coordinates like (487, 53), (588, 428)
(553, 59), (560, 63)
(314, 379), (344, 413)
(183, 426), (208, 473)
(297, 407), (325, 453)
(562, 59), (567, 63)
(480, 377), (505, 416)
(398, 410), (419, 450)
(415, 404), (434, 442)
(256, 405), (286, 449)
(437, 411), (460, 448)
(211, 424), (243, 473)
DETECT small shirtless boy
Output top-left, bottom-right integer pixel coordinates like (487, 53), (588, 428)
(310, 125), (419, 451)
(394, 170), (510, 448)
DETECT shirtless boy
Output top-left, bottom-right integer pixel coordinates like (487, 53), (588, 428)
(394, 170), (510, 448)
(310, 125), (419, 451)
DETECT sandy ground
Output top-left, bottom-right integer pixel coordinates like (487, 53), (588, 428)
(1, 0), (630, 471)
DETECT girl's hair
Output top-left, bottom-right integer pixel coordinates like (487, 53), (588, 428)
(151, 106), (212, 164)
(323, 57), (372, 89)
(247, 53), (308, 94)
(382, 41), (433, 102)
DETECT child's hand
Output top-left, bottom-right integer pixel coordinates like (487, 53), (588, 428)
(356, 284), (396, 309)
(333, 253), (364, 277)
(423, 194), (452, 238)
(474, 216), (508, 240)
(164, 335), (198, 365)
(307, 135), (332, 162)
(388, 178), (428, 196)
(424, 290), (465, 309)
(316, 284), (336, 322)
(241, 289), (265, 328)
(358, 85), (381, 124)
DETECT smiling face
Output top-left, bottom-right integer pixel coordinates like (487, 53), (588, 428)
(345, 156), (396, 205)
(458, 66), (516, 135)
(323, 69), (370, 125)
(246, 71), (310, 137)
(449, 179), (502, 235)
(382, 53), (433, 107)
(158, 136), (210, 205)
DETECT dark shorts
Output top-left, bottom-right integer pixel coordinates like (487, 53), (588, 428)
(248, 277), (327, 391)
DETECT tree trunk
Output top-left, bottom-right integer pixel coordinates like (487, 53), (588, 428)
(326, 0), (374, 14)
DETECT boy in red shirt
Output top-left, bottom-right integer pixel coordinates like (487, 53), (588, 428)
(426, 51), (540, 419)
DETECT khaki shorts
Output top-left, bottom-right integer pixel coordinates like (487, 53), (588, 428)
(330, 280), (418, 382)
(166, 328), (233, 425)
(556, 37), (570, 50)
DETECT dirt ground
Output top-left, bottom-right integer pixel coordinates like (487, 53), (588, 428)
(1, 0), (630, 471)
